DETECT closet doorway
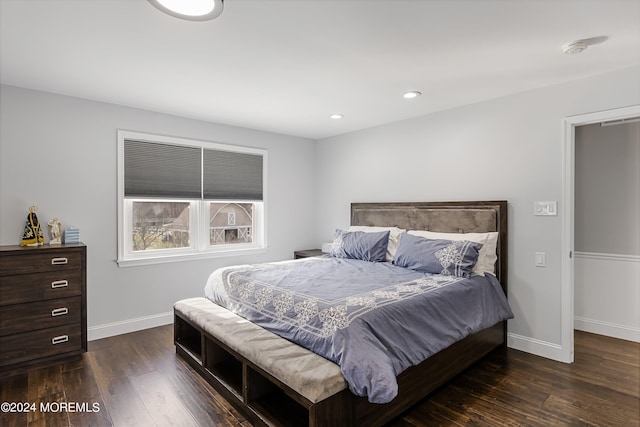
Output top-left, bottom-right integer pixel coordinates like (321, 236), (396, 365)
(561, 105), (640, 363)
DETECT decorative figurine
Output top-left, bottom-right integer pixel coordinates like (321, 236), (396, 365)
(48, 217), (62, 244)
(20, 205), (44, 246)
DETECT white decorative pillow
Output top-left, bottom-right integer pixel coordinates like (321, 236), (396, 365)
(348, 226), (406, 262)
(408, 230), (498, 276)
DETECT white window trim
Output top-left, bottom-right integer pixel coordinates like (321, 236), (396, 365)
(117, 130), (268, 267)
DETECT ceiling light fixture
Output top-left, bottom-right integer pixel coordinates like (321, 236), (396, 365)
(562, 40), (588, 55)
(330, 114), (344, 120)
(403, 91), (422, 99)
(148, 0), (224, 21)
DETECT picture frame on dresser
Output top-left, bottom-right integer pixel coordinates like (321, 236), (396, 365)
(0, 243), (87, 376)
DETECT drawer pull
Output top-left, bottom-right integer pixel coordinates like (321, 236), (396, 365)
(51, 257), (68, 265)
(51, 335), (69, 345)
(51, 308), (69, 317)
(51, 280), (69, 289)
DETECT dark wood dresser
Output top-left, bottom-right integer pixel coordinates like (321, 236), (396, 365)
(0, 243), (86, 374)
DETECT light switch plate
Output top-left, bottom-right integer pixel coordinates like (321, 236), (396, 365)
(534, 201), (557, 216)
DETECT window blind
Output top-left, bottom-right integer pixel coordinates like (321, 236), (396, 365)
(203, 149), (263, 200)
(124, 140), (201, 198)
(124, 139), (263, 201)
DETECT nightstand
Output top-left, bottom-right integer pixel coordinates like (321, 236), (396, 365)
(293, 249), (325, 259)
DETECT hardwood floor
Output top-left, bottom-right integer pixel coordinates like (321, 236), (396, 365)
(1, 327), (638, 426)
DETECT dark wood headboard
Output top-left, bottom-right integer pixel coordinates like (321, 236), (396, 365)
(351, 201), (508, 293)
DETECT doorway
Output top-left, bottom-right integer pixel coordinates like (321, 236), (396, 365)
(561, 105), (640, 363)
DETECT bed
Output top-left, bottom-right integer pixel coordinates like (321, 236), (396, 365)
(174, 201), (510, 426)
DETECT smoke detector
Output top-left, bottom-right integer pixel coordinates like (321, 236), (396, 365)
(563, 40), (588, 55)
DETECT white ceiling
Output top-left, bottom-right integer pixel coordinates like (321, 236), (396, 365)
(1, 0), (639, 140)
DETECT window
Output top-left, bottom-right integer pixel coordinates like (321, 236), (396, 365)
(117, 131), (267, 266)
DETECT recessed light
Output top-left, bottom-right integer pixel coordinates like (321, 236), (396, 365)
(330, 114), (344, 120)
(403, 91), (422, 99)
(148, 0), (224, 21)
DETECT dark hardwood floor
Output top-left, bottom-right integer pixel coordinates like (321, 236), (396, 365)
(1, 327), (638, 426)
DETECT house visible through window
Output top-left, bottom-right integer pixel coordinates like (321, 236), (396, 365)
(117, 131), (267, 266)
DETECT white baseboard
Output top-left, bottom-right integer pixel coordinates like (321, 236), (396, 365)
(88, 311), (173, 341)
(88, 314), (638, 354)
(575, 316), (640, 343)
(507, 321), (640, 364)
(507, 333), (564, 362)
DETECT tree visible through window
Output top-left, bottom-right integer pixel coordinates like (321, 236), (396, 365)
(132, 202), (190, 251)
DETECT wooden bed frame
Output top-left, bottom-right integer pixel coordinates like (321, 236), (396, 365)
(174, 201), (508, 426)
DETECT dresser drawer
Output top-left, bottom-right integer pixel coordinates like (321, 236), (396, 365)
(0, 270), (82, 306)
(0, 324), (82, 367)
(0, 296), (81, 336)
(0, 249), (82, 275)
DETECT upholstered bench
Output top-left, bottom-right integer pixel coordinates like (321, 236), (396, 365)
(173, 297), (351, 426)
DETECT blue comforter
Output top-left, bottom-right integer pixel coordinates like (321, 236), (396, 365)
(204, 256), (513, 403)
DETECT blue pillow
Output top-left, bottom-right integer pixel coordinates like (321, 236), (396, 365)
(393, 233), (482, 277)
(330, 229), (390, 262)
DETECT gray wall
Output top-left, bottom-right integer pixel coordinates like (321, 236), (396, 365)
(0, 85), (317, 330)
(2, 65), (639, 353)
(314, 65), (640, 350)
(575, 122), (640, 255)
